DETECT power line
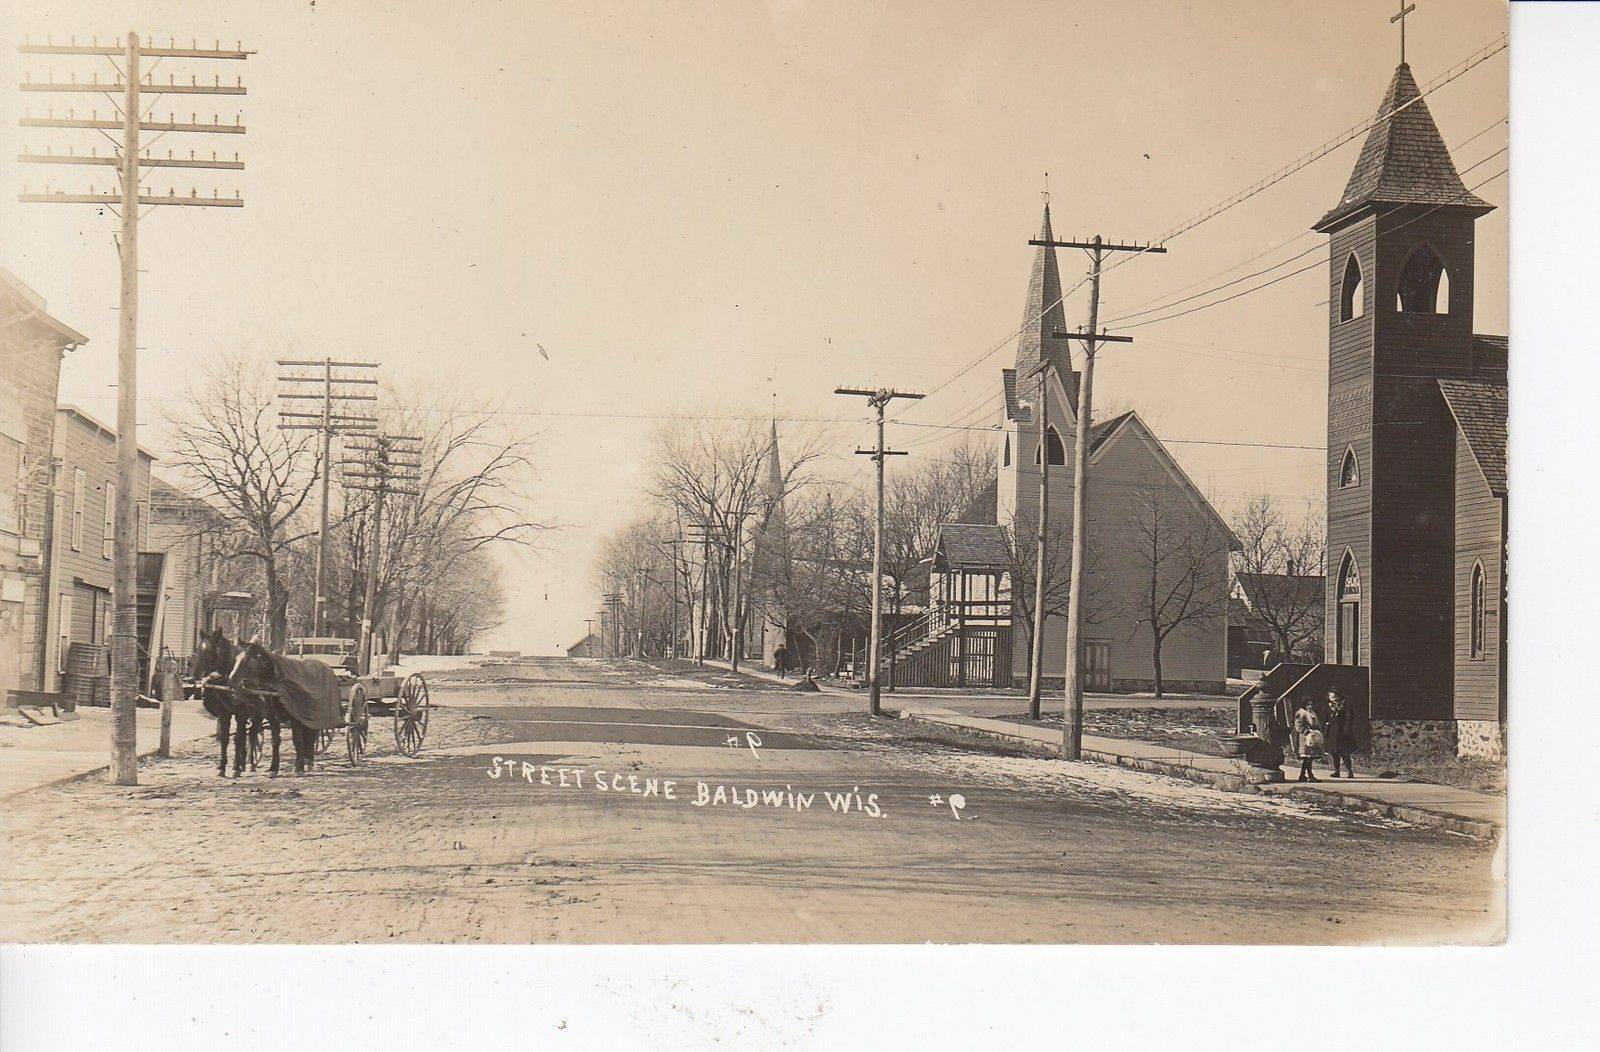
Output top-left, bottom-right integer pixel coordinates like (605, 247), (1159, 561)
(1102, 116), (1508, 321)
(1112, 166), (1507, 332)
(893, 35), (1504, 433)
(1103, 143), (1508, 327)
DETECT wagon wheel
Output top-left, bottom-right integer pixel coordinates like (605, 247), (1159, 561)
(346, 685), (368, 767)
(394, 673), (430, 757)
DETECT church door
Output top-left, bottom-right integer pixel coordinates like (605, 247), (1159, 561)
(1083, 640), (1113, 692)
(1336, 555), (1361, 666)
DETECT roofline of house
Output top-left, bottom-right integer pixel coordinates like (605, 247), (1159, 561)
(56, 403), (160, 460)
(0, 268), (90, 348)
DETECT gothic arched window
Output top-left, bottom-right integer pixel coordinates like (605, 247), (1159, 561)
(1003, 433), (1011, 468)
(1034, 425), (1066, 466)
(1396, 245), (1449, 314)
(1340, 254), (1365, 322)
(1340, 446), (1360, 488)
(1470, 561), (1486, 658)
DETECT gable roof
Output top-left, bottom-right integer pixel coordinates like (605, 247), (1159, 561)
(1315, 63), (1492, 233)
(1089, 411), (1241, 550)
(934, 522), (1010, 571)
(1438, 377), (1507, 497)
(1234, 572), (1324, 612)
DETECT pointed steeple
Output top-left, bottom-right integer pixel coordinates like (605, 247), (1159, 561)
(1009, 203), (1078, 418)
(1314, 63), (1492, 232)
(1014, 203), (1074, 378)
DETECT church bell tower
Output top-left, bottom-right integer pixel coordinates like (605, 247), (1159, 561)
(1316, 57), (1494, 726)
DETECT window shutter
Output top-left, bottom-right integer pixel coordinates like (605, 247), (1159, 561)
(58, 594), (72, 674)
(71, 469), (85, 551)
(104, 481), (116, 559)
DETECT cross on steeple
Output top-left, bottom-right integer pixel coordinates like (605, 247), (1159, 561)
(1391, 1), (1417, 64)
(1042, 171), (1050, 208)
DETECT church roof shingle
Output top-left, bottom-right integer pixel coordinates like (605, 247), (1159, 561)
(935, 523), (1011, 571)
(1315, 63), (1492, 233)
(1439, 376), (1507, 497)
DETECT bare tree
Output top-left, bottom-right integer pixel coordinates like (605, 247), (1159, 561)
(1230, 495), (1326, 662)
(164, 354), (321, 648)
(648, 417), (824, 663)
(1118, 474), (1234, 698)
(376, 397), (548, 663)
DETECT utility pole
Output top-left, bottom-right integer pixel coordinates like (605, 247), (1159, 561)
(277, 359), (379, 635)
(600, 591), (622, 657)
(1026, 358), (1052, 720)
(584, 617), (596, 653)
(1028, 233), (1164, 759)
(18, 32), (251, 786)
(634, 567), (647, 658)
(684, 523), (714, 665)
(343, 433), (421, 676)
(835, 387), (923, 716)
(727, 508), (754, 673)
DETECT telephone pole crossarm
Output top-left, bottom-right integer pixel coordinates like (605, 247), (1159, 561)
(835, 384), (924, 717)
(1028, 230), (1167, 760)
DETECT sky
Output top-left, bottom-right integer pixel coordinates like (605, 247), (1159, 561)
(1, 0), (1508, 655)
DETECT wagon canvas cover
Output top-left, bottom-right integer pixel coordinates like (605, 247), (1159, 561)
(266, 652), (344, 731)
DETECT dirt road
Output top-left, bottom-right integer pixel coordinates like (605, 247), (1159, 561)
(0, 660), (1501, 944)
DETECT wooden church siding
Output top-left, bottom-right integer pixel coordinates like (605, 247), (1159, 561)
(1328, 220), (1377, 388)
(1452, 435), (1503, 723)
(1082, 430), (1229, 690)
(1369, 379), (1457, 720)
(1326, 373), (1372, 674)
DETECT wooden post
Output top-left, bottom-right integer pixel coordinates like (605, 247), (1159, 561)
(158, 659), (177, 759)
(1060, 241), (1103, 761)
(109, 32), (142, 786)
(313, 358), (333, 634)
(1027, 359), (1051, 719)
(358, 473), (386, 678)
(1028, 233), (1163, 760)
(836, 387), (922, 715)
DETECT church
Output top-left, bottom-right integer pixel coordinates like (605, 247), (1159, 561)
(914, 204), (1238, 694)
(1316, 56), (1507, 759)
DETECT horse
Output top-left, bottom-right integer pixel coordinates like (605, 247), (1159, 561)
(192, 627), (262, 778)
(227, 641), (318, 776)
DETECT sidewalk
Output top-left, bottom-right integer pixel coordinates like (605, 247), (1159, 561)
(893, 701), (1505, 839)
(702, 659), (1234, 712)
(0, 702), (216, 799)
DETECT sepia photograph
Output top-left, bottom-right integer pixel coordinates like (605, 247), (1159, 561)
(2, 0), (1589, 1045)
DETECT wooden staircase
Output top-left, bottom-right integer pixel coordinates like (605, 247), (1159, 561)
(135, 552), (168, 694)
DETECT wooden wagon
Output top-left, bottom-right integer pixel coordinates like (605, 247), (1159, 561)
(286, 637), (432, 765)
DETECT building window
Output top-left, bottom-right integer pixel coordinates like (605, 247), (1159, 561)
(1470, 561), (1486, 659)
(137, 499), (148, 551)
(1339, 254), (1365, 322)
(1003, 433), (1011, 468)
(1034, 425), (1066, 466)
(1340, 446), (1360, 488)
(71, 468), (85, 551)
(1336, 552), (1361, 666)
(58, 594), (72, 674)
(1396, 244), (1449, 314)
(103, 481), (116, 559)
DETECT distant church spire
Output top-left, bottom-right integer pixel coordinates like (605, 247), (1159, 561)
(1013, 201), (1077, 403)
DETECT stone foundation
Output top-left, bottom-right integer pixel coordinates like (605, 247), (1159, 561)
(1369, 718), (1507, 761)
(1369, 719), (1459, 754)
(1455, 719), (1505, 760)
